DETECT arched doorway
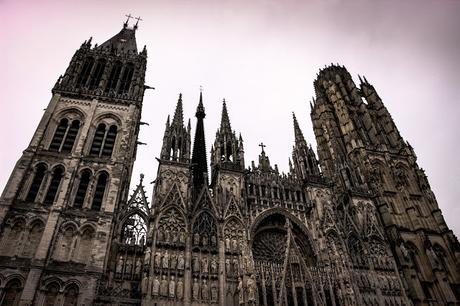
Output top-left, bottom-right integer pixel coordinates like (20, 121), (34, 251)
(252, 212), (316, 306)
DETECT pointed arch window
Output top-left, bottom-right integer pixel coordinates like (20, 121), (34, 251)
(0, 279), (23, 306)
(121, 213), (147, 245)
(22, 221), (45, 257)
(61, 120), (80, 153)
(43, 166), (64, 205)
(90, 123), (118, 157)
(101, 125), (117, 157)
(76, 57), (95, 88)
(118, 63), (135, 94)
(105, 61), (122, 92)
(63, 285), (79, 306)
(26, 163), (47, 202)
(43, 283), (60, 306)
(91, 172), (108, 211)
(50, 118), (68, 151)
(73, 170), (91, 208)
(76, 228), (94, 264)
(88, 58), (106, 90)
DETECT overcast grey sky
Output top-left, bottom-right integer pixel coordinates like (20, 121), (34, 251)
(1, 0), (459, 235)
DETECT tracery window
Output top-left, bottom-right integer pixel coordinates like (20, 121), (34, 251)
(121, 213), (147, 245)
(43, 166), (64, 205)
(192, 212), (218, 249)
(90, 123), (118, 157)
(26, 163), (47, 202)
(157, 208), (186, 245)
(0, 279), (23, 306)
(73, 170), (91, 208)
(91, 172), (108, 211)
(63, 285), (79, 306)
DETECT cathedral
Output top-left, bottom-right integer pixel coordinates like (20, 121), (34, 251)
(0, 20), (459, 306)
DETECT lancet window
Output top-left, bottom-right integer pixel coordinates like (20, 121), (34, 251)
(118, 62), (135, 94)
(88, 58), (106, 90)
(90, 123), (118, 157)
(73, 170), (91, 208)
(91, 171), (108, 211)
(105, 60), (122, 92)
(43, 166), (64, 205)
(0, 279), (23, 306)
(49, 118), (81, 153)
(25, 163), (47, 202)
(121, 213), (147, 246)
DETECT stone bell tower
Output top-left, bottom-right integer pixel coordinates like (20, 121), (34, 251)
(0, 18), (148, 306)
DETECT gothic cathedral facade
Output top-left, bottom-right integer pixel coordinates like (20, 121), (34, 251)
(0, 22), (459, 306)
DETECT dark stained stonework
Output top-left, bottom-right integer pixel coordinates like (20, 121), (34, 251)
(0, 22), (459, 306)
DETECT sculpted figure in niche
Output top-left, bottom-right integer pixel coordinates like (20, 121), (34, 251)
(177, 253), (185, 270)
(139, 235), (145, 246)
(427, 246), (441, 270)
(116, 256), (124, 274)
(211, 282), (218, 302)
(162, 251), (169, 269)
(155, 251), (161, 268)
(170, 252), (177, 269)
(152, 276), (160, 296)
(211, 234), (217, 247)
(165, 229), (171, 243)
(125, 258), (133, 276)
(247, 274), (257, 303)
(233, 258), (239, 275)
(142, 274), (149, 294)
(211, 256), (218, 274)
(157, 230), (164, 242)
(172, 230), (179, 243)
(179, 230), (186, 244)
(202, 279), (209, 300)
(192, 278), (199, 300)
(225, 237), (231, 251)
(225, 258), (231, 275)
(160, 275), (168, 296)
(202, 255), (209, 273)
(135, 259), (142, 276)
(193, 254), (200, 272)
(231, 238), (238, 251)
(238, 277), (244, 304)
(202, 234), (209, 247)
(194, 232), (200, 246)
(177, 278), (184, 299)
(169, 276), (176, 298)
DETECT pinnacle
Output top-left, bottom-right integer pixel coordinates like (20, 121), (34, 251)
(172, 93), (184, 125)
(196, 91), (205, 118)
(220, 99), (232, 132)
(292, 112), (306, 144)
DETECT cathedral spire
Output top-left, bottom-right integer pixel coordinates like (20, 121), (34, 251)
(192, 91), (208, 191)
(293, 112), (306, 145)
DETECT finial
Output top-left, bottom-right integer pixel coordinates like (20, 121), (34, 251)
(259, 142), (266, 153)
(124, 13), (133, 27)
(200, 85), (203, 93)
(134, 16), (143, 29)
(140, 173), (144, 183)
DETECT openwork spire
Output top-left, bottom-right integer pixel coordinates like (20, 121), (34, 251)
(192, 92), (208, 191)
(172, 93), (184, 126)
(220, 99), (232, 132)
(293, 112), (306, 145)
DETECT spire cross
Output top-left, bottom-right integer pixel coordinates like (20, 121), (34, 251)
(135, 16), (143, 26)
(125, 14), (133, 24)
(259, 142), (266, 153)
(200, 85), (203, 92)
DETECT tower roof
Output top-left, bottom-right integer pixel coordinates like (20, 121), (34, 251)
(220, 99), (232, 132)
(172, 94), (184, 126)
(99, 25), (138, 53)
(293, 112), (306, 145)
(192, 92), (208, 191)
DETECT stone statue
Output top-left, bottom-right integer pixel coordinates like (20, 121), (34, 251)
(157, 230), (164, 242)
(225, 237), (231, 250)
(172, 231), (179, 243)
(211, 256), (218, 274)
(179, 231), (186, 244)
(211, 283), (218, 302)
(139, 235), (145, 246)
(141, 274), (149, 294)
(247, 274), (257, 303)
(226, 258), (231, 274)
(211, 235), (217, 247)
(192, 278), (199, 300)
(162, 251), (169, 269)
(427, 247), (441, 270)
(231, 238), (238, 251)
(193, 254), (200, 272)
(170, 252), (177, 269)
(152, 276), (160, 296)
(202, 235), (208, 247)
(160, 275), (168, 296)
(135, 259), (142, 276)
(169, 275), (176, 298)
(238, 277), (244, 304)
(178, 253), (185, 270)
(165, 229), (171, 243)
(177, 278), (184, 299)
(233, 258), (239, 275)
(125, 258), (133, 275)
(194, 232), (200, 245)
(154, 252), (161, 268)
(202, 255), (209, 273)
(399, 242), (410, 261)
(202, 279), (209, 300)
(116, 256), (123, 274)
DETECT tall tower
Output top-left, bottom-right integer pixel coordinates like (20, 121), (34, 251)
(311, 64), (460, 305)
(0, 20), (148, 305)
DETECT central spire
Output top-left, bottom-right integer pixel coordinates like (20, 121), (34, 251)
(220, 99), (232, 132)
(192, 92), (208, 191)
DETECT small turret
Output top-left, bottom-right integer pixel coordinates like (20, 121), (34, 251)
(291, 113), (320, 180)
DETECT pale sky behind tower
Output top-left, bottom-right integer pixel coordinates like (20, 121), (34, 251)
(1, 0), (459, 235)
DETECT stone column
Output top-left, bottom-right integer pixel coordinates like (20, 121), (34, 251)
(219, 239), (226, 306)
(184, 235), (192, 306)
